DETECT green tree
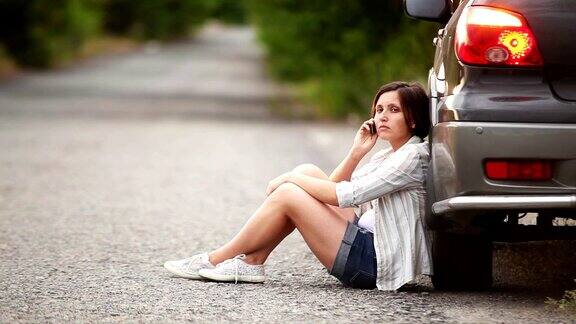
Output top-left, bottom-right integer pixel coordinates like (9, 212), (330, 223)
(0, 0), (100, 68)
(210, 0), (248, 24)
(246, 0), (438, 118)
(101, 0), (211, 40)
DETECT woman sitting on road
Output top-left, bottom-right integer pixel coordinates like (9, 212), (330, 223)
(164, 81), (432, 290)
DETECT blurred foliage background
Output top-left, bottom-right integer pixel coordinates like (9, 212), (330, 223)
(0, 0), (100, 68)
(101, 0), (211, 40)
(246, 0), (438, 118)
(0, 0), (438, 119)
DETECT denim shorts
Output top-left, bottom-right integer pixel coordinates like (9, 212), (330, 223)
(329, 217), (377, 289)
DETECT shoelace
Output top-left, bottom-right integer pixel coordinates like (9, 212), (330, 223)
(219, 254), (246, 284)
(184, 254), (203, 273)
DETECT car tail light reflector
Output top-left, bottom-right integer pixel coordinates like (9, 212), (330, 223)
(455, 6), (543, 66)
(485, 160), (552, 181)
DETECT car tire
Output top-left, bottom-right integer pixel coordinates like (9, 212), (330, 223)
(430, 230), (493, 291)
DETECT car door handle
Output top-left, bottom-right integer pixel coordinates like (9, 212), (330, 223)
(433, 28), (446, 46)
(438, 28), (445, 38)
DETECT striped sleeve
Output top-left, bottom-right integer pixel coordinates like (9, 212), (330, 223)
(336, 148), (421, 208)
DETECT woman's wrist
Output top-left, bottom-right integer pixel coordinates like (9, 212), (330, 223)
(348, 149), (365, 161)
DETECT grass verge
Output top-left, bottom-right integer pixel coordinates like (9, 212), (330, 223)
(0, 46), (18, 80)
(0, 36), (140, 80)
(546, 282), (576, 318)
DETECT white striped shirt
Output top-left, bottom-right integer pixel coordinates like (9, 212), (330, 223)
(335, 135), (433, 291)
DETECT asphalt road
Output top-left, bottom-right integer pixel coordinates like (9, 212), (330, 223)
(0, 24), (574, 323)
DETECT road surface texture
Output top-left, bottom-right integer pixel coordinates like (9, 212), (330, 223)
(0, 24), (575, 323)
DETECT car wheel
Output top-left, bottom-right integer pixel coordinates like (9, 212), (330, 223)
(430, 230), (493, 291)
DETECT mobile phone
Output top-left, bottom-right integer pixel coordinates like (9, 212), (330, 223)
(369, 121), (376, 135)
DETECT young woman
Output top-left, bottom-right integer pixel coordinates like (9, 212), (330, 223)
(164, 81), (432, 290)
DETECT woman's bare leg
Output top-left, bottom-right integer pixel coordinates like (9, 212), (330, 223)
(291, 164), (356, 223)
(210, 163), (339, 266)
(208, 163), (356, 268)
(208, 182), (349, 271)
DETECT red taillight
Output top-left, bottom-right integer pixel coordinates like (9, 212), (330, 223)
(485, 160), (553, 181)
(455, 6), (543, 66)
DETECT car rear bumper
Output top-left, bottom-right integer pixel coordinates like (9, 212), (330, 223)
(430, 121), (576, 202)
(432, 194), (576, 215)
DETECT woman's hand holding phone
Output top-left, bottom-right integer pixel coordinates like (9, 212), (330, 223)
(350, 118), (378, 159)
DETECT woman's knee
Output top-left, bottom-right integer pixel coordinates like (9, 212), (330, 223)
(292, 163), (327, 178)
(268, 183), (307, 207)
(269, 183), (324, 222)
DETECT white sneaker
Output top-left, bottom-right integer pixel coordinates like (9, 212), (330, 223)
(163, 252), (215, 279)
(198, 254), (266, 284)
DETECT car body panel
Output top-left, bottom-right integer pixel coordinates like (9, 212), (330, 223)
(431, 122), (576, 201)
(417, 0), (576, 233)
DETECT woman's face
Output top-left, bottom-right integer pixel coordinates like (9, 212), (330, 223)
(373, 90), (412, 143)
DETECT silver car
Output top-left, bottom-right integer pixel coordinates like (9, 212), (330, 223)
(405, 0), (576, 290)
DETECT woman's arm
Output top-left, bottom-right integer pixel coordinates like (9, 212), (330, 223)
(265, 119), (378, 205)
(330, 119), (378, 182)
(288, 173), (339, 205)
(267, 147), (422, 208)
(329, 151), (364, 182)
(336, 147), (422, 208)
(265, 172), (339, 205)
